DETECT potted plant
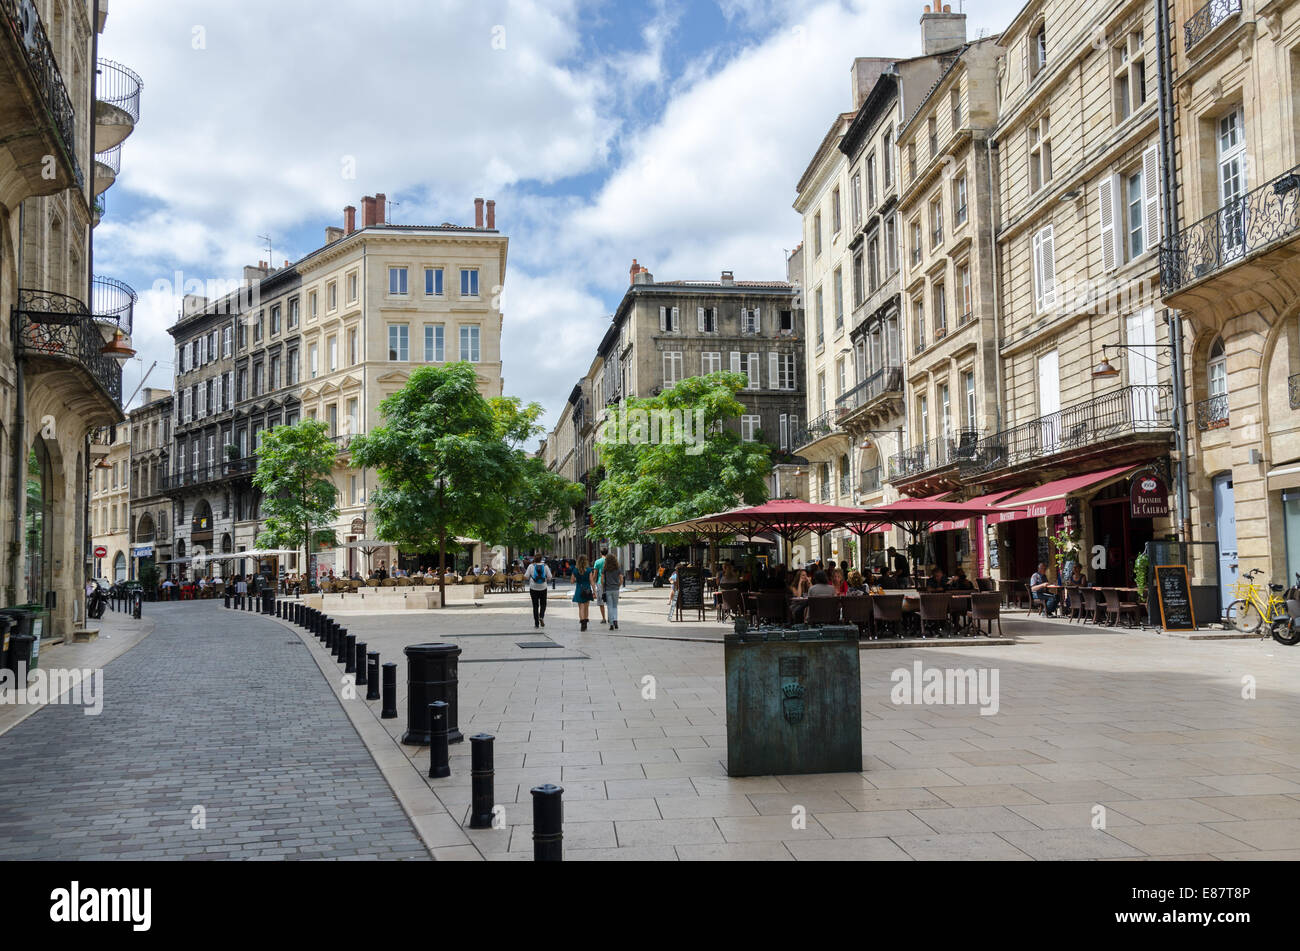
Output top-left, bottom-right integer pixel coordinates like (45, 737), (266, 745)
(1050, 525), (1080, 579)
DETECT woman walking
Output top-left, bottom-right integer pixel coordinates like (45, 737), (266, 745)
(572, 555), (594, 631)
(603, 553), (624, 630)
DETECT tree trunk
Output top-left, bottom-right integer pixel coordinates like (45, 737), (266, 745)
(437, 478), (446, 608)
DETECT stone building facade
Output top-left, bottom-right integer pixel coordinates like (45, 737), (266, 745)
(89, 420), (130, 582)
(1, 0), (140, 635)
(127, 387), (172, 579)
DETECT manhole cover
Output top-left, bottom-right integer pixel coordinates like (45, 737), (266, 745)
(517, 642), (563, 649)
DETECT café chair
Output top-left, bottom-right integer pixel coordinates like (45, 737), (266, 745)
(717, 588), (744, 622)
(918, 592), (952, 637)
(805, 597), (841, 625)
(871, 594), (905, 639)
(1102, 588), (1140, 628)
(840, 595), (872, 638)
(968, 592), (1003, 637)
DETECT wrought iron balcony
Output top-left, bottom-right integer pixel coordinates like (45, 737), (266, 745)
(1195, 393), (1229, 431)
(14, 288), (122, 406)
(93, 143), (120, 195)
(859, 465), (882, 494)
(835, 367), (903, 419)
(792, 412), (837, 451)
(819, 480), (832, 502)
(838, 473), (851, 496)
(94, 58), (142, 150)
(1162, 164), (1300, 295)
(160, 455), (259, 492)
(1185, 0), (1241, 50)
(889, 429), (983, 482)
(92, 276), (135, 334)
(1, 0), (82, 189)
(1290, 373), (1300, 410)
(961, 385), (1173, 476)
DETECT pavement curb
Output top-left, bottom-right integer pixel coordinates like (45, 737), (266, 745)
(271, 611), (487, 861)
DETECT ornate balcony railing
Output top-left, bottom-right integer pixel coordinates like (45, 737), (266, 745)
(15, 288), (121, 405)
(1184, 0), (1242, 50)
(91, 275), (135, 334)
(2, 0), (82, 188)
(1162, 164), (1300, 294)
(889, 429), (983, 482)
(96, 59), (142, 123)
(1195, 393), (1229, 431)
(160, 455), (258, 492)
(792, 411), (837, 451)
(859, 465), (882, 494)
(95, 143), (121, 176)
(819, 480), (832, 502)
(1290, 373), (1300, 410)
(839, 473), (851, 496)
(835, 367), (903, 418)
(961, 385), (1173, 476)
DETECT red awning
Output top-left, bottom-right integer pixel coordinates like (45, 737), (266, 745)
(931, 489), (1021, 533)
(990, 466), (1135, 524)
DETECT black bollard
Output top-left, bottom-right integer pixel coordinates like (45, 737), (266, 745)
(334, 624), (347, 662)
(224, 593), (231, 609)
(381, 663), (398, 719)
(469, 734), (496, 829)
(355, 642), (368, 686)
(326, 618), (336, 652)
(344, 633), (356, 673)
(275, 600), (282, 619)
(428, 701), (451, 779)
(132, 591), (142, 619)
(366, 653), (381, 701)
(400, 643), (464, 745)
(531, 784), (564, 861)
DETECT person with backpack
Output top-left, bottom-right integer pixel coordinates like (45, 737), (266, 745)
(525, 554), (553, 628)
(603, 552), (624, 630)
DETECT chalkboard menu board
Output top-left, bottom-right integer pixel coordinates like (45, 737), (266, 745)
(1154, 564), (1196, 631)
(676, 568), (706, 621)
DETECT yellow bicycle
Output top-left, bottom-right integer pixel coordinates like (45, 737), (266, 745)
(1226, 568), (1299, 643)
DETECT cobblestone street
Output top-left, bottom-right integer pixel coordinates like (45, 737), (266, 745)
(0, 603), (427, 860)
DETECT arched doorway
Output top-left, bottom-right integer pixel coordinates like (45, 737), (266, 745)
(112, 551), (127, 582)
(25, 440), (54, 604)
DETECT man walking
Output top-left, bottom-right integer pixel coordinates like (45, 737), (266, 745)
(593, 548), (608, 626)
(525, 554), (553, 628)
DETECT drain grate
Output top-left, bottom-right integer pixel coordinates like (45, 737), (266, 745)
(516, 641), (563, 649)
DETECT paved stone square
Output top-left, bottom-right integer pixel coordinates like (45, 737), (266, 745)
(322, 582), (1300, 860)
(5, 587), (1300, 861)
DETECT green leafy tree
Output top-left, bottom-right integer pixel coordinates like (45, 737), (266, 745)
(590, 372), (771, 551)
(253, 420), (339, 591)
(351, 363), (580, 604)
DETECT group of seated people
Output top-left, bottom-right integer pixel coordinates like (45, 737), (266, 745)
(1029, 562), (1091, 618)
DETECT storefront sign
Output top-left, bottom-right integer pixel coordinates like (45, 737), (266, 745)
(350, 517), (366, 534)
(1130, 473), (1169, 518)
(131, 544), (154, 559)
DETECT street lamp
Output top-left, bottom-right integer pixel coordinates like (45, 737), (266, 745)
(1091, 342), (1172, 378)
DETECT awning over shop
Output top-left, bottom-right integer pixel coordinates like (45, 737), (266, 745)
(990, 465), (1135, 524)
(931, 489), (1021, 532)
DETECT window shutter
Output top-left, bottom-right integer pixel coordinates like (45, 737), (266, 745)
(780, 414), (789, 451)
(659, 306), (667, 332)
(1142, 146), (1161, 251)
(747, 353), (760, 388)
(697, 306), (706, 332)
(730, 351), (741, 375)
(1032, 231), (1045, 310)
(671, 307), (679, 331)
(754, 306), (762, 332)
(1040, 225), (1056, 310)
(768, 352), (779, 389)
(1098, 175), (1117, 272)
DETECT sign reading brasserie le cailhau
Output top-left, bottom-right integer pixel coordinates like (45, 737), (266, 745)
(1130, 472), (1169, 518)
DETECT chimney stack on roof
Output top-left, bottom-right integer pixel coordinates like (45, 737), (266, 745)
(475, 198), (485, 228)
(920, 3), (966, 55)
(375, 194), (386, 224)
(721, 270), (735, 285)
(344, 205), (356, 235)
(325, 226), (344, 245)
(486, 199), (496, 229)
(361, 196), (378, 228)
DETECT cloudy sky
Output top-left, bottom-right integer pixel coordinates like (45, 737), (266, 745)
(97, 0), (1022, 443)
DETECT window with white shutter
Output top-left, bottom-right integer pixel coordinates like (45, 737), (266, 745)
(1142, 146), (1160, 252)
(730, 352), (742, 382)
(697, 307), (706, 332)
(746, 353), (760, 389)
(779, 414), (789, 450)
(670, 307), (679, 332)
(659, 306), (667, 332)
(1033, 225), (1057, 312)
(768, 353), (779, 390)
(1098, 175), (1119, 272)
